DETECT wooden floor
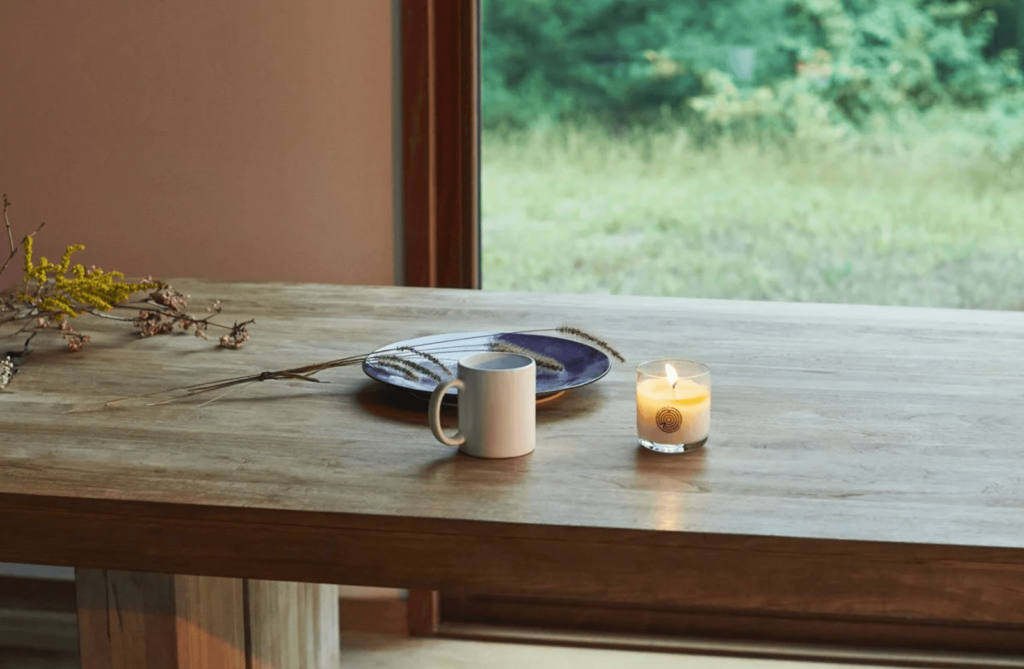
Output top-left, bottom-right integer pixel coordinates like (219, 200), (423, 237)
(11, 632), (1024, 669)
(339, 633), (909, 669)
(2, 595), (1020, 669)
(1, 637), (915, 669)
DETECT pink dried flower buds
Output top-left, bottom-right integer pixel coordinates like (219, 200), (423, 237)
(149, 285), (189, 312)
(62, 329), (90, 352)
(219, 321), (250, 350)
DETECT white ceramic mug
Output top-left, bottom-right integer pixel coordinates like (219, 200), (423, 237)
(428, 352), (536, 459)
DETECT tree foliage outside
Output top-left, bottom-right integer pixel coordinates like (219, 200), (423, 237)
(481, 0), (1024, 309)
(482, 0), (1024, 140)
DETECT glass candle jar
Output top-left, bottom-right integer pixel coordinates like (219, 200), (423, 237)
(636, 359), (710, 454)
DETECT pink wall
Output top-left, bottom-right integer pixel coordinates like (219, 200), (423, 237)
(0, 0), (394, 286)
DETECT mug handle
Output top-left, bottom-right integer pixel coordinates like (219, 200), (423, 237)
(428, 378), (465, 447)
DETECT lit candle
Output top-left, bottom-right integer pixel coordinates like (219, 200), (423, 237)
(636, 360), (710, 453)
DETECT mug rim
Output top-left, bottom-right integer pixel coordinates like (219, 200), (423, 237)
(459, 352), (535, 372)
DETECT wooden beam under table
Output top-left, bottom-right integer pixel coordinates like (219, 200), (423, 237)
(75, 569), (339, 669)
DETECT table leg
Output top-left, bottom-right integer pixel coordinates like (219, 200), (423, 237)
(75, 569), (340, 669)
(406, 589), (438, 636)
(246, 579), (340, 668)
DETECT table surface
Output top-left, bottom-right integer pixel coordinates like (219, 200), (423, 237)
(3, 281), (1024, 624)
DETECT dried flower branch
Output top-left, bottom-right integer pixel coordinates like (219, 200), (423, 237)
(370, 353), (446, 384)
(0, 356), (14, 390)
(394, 345), (455, 378)
(368, 356), (421, 382)
(555, 326), (626, 363)
(0, 334), (33, 391)
(18, 236), (160, 319)
(217, 320), (251, 349)
(123, 286), (240, 343)
(0, 194), (44, 280)
(3, 195), (13, 251)
(1, 194), (252, 389)
(75, 326), (624, 411)
(488, 340), (565, 372)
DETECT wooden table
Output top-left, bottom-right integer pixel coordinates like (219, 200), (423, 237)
(2, 281), (1024, 667)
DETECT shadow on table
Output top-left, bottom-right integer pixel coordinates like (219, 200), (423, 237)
(417, 449), (531, 485)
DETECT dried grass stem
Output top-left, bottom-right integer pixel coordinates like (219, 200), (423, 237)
(78, 325), (622, 411)
(488, 340), (564, 371)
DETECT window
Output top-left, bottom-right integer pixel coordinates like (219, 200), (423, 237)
(406, 0), (1024, 312)
(480, 0), (1024, 307)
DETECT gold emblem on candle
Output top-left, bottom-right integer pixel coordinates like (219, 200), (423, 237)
(655, 407), (682, 433)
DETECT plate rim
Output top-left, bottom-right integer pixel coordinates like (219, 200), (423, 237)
(362, 331), (611, 397)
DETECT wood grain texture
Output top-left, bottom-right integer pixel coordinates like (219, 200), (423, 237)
(339, 597), (408, 636)
(432, 624), (1024, 669)
(431, 0), (479, 289)
(0, 582), (398, 655)
(400, 0), (479, 289)
(406, 590), (439, 637)
(440, 593), (1024, 657)
(400, 0), (436, 288)
(2, 281), (1024, 650)
(75, 569), (245, 669)
(244, 581), (340, 669)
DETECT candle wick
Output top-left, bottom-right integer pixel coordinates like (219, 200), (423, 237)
(671, 380), (678, 390)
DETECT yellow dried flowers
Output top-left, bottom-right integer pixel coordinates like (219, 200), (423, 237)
(2, 194), (250, 374)
(18, 236), (161, 321)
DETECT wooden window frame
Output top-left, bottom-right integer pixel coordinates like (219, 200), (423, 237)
(400, 0), (479, 289)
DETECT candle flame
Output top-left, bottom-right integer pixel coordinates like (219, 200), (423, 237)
(665, 363), (678, 388)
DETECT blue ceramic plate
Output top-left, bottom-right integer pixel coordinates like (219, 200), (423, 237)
(362, 331), (611, 399)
